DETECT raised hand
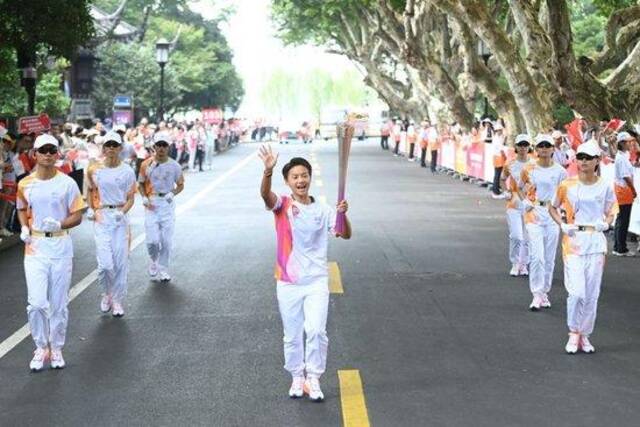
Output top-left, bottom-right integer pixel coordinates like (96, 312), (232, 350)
(336, 200), (349, 213)
(258, 144), (279, 172)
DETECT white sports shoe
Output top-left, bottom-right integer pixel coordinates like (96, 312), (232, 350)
(541, 294), (551, 309)
(50, 348), (65, 369)
(580, 335), (595, 353)
(304, 376), (324, 402)
(509, 264), (519, 277)
(159, 271), (171, 282)
(148, 261), (159, 278)
(529, 295), (542, 311)
(565, 333), (580, 354)
(100, 294), (112, 313)
(112, 301), (125, 317)
(29, 347), (49, 372)
(288, 376), (305, 398)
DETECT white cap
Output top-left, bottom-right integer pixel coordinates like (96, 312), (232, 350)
(34, 134), (59, 149)
(153, 131), (171, 144)
(481, 118), (491, 123)
(515, 134), (531, 145)
(576, 142), (601, 157)
(113, 124), (126, 133)
(103, 131), (122, 145)
(551, 130), (563, 139)
(535, 134), (553, 146)
(494, 122), (504, 131)
(617, 131), (632, 143)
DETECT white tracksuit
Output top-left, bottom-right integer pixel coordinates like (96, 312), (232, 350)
(138, 158), (183, 274)
(504, 159), (530, 267)
(90, 163), (136, 303)
(521, 163), (567, 297)
(270, 194), (336, 378)
(553, 177), (616, 336)
(17, 171), (86, 349)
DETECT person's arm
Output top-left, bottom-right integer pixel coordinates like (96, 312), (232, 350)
(258, 145), (278, 210)
(61, 211), (84, 229)
(500, 164), (511, 193)
(172, 173), (185, 196)
(548, 204), (564, 226)
(623, 176), (637, 198)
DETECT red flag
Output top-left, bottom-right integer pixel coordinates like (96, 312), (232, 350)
(564, 118), (583, 150)
(605, 118), (625, 132)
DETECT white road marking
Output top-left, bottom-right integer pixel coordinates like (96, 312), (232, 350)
(0, 150), (257, 360)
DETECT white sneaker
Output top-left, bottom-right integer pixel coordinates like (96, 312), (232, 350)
(112, 301), (125, 317)
(518, 265), (529, 276)
(304, 376), (324, 402)
(491, 193), (505, 200)
(565, 333), (580, 354)
(288, 376), (305, 398)
(612, 250), (635, 257)
(100, 294), (112, 313)
(29, 347), (49, 372)
(580, 335), (595, 353)
(159, 271), (171, 282)
(50, 348), (65, 369)
(529, 295), (542, 311)
(148, 261), (159, 278)
(509, 264), (519, 277)
(541, 294), (551, 309)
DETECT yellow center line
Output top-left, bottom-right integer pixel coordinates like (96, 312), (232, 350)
(338, 370), (371, 427)
(329, 261), (343, 294)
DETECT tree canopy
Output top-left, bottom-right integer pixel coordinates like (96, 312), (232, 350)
(272, 0), (640, 133)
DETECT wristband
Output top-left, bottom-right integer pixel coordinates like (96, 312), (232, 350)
(264, 171), (273, 177)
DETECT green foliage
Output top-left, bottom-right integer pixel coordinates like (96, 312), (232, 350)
(91, 42), (181, 118)
(553, 102), (575, 128)
(307, 69), (334, 122)
(591, 0), (636, 16)
(0, 0), (94, 58)
(261, 69), (300, 119)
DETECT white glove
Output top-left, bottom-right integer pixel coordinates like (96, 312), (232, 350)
(561, 223), (578, 237)
(594, 221), (609, 232)
(142, 197), (151, 207)
(41, 217), (62, 233)
(522, 199), (535, 212)
(164, 192), (174, 203)
(20, 226), (31, 244)
(86, 208), (95, 221)
(114, 210), (125, 223)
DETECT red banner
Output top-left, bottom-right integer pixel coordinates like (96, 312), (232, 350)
(202, 108), (223, 125)
(466, 142), (485, 179)
(18, 113), (51, 135)
(564, 118), (583, 150)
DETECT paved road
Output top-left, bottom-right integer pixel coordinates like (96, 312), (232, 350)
(0, 139), (639, 426)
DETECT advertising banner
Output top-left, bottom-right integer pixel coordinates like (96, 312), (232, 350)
(18, 113), (51, 135)
(113, 110), (134, 126)
(466, 142), (485, 180)
(202, 108), (223, 125)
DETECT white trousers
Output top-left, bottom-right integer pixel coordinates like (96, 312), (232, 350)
(188, 149), (196, 171)
(145, 200), (175, 272)
(24, 255), (73, 349)
(277, 278), (329, 378)
(526, 221), (559, 296)
(507, 208), (528, 265)
(564, 253), (605, 336)
(95, 214), (130, 302)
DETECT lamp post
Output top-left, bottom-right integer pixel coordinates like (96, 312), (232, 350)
(477, 39), (492, 119)
(21, 66), (37, 115)
(155, 38), (170, 121)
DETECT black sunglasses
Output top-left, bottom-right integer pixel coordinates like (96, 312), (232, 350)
(576, 153), (597, 161)
(154, 142), (169, 148)
(536, 142), (553, 148)
(103, 141), (121, 148)
(37, 145), (58, 155)
(515, 142), (530, 147)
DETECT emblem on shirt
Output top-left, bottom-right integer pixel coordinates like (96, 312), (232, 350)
(291, 205), (300, 217)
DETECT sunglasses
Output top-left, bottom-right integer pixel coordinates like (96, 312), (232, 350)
(536, 142), (553, 148)
(103, 141), (121, 148)
(515, 143), (530, 147)
(576, 153), (597, 161)
(154, 142), (169, 148)
(37, 145), (58, 155)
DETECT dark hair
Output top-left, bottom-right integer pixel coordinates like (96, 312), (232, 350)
(282, 157), (312, 179)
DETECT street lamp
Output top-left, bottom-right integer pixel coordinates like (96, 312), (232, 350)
(156, 38), (170, 121)
(477, 39), (492, 119)
(21, 66), (37, 115)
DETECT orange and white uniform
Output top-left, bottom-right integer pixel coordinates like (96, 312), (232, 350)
(88, 162), (136, 304)
(521, 163), (567, 297)
(16, 171), (86, 350)
(492, 133), (507, 168)
(614, 150), (635, 206)
(502, 158), (532, 268)
(138, 158), (183, 274)
(552, 178), (616, 336)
